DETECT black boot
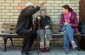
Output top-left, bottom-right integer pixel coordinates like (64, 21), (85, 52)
(21, 51), (31, 55)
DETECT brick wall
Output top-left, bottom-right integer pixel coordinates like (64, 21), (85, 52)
(0, 0), (80, 46)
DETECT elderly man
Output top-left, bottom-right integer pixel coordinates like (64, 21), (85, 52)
(16, 2), (44, 55)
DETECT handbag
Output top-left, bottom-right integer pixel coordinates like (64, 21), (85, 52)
(78, 22), (85, 34)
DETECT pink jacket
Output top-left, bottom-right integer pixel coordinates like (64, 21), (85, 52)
(59, 11), (79, 33)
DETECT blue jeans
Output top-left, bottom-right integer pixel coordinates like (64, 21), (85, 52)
(62, 24), (74, 49)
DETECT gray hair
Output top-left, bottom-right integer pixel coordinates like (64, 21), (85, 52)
(40, 9), (46, 14)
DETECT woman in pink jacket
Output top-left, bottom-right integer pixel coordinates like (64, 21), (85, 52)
(59, 5), (79, 54)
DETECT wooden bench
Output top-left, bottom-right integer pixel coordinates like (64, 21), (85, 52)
(0, 23), (85, 51)
(52, 33), (85, 51)
(0, 23), (17, 51)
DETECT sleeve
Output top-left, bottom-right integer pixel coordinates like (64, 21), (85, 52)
(21, 6), (40, 16)
(71, 14), (78, 27)
(31, 22), (33, 28)
(48, 16), (53, 30)
(49, 17), (52, 24)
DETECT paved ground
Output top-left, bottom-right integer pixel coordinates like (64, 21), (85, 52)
(0, 46), (85, 55)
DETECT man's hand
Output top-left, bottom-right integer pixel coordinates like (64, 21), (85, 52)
(37, 16), (41, 20)
(39, 2), (45, 8)
(29, 28), (32, 31)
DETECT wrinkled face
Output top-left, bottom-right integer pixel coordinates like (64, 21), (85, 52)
(62, 8), (68, 14)
(28, 6), (34, 9)
(40, 11), (46, 16)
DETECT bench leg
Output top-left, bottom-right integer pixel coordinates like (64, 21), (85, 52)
(78, 40), (81, 51)
(3, 37), (7, 52)
(9, 38), (13, 46)
(77, 36), (81, 51)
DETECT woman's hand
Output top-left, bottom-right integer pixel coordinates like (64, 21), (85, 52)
(64, 22), (69, 25)
(45, 25), (50, 29)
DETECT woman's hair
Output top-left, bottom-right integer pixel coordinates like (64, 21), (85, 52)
(62, 5), (73, 12)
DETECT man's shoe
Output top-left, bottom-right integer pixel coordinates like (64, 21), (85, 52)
(21, 52), (30, 55)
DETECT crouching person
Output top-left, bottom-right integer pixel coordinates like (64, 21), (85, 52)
(35, 10), (52, 52)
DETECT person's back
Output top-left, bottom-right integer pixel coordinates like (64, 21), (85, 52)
(16, 7), (40, 35)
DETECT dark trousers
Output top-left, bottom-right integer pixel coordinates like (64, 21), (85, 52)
(18, 29), (37, 52)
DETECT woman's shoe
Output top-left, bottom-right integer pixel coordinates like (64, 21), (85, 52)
(72, 42), (78, 49)
(64, 48), (69, 54)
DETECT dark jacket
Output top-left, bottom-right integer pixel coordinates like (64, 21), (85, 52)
(16, 6), (40, 34)
(35, 15), (52, 30)
(59, 11), (79, 33)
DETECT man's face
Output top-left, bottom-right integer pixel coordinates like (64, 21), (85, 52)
(28, 6), (34, 9)
(41, 11), (46, 16)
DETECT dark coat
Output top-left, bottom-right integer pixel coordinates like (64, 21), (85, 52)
(59, 11), (79, 33)
(35, 15), (52, 30)
(16, 6), (40, 34)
